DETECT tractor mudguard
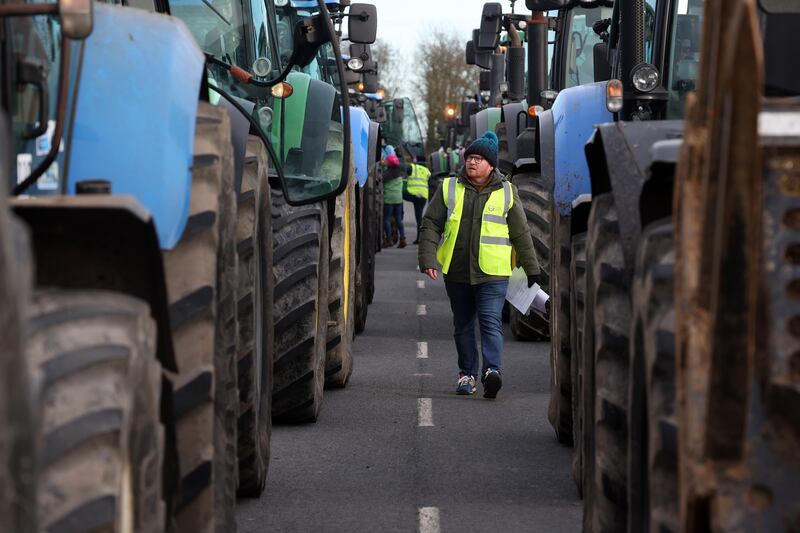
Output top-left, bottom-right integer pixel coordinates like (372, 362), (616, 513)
(537, 109), (555, 190)
(502, 102), (527, 168)
(67, 3), (205, 250)
(639, 138), (683, 228)
(367, 120), (380, 175)
(349, 106), (372, 187)
(218, 96), (255, 196)
(471, 107), (502, 140)
(11, 195), (177, 372)
(548, 82), (612, 216)
(584, 120), (684, 270)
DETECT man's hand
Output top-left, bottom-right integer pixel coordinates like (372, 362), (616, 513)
(424, 268), (439, 281)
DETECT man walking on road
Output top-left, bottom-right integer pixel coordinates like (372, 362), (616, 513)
(417, 131), (541, 398)
(383, 153), (406, 248)
(404, 156), (431, 244)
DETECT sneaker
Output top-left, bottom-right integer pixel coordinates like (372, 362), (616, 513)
(483, 369), (502, 399)
(456, 374), (476, 395)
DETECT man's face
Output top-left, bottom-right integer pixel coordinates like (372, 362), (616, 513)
(465, 154), (492, 180)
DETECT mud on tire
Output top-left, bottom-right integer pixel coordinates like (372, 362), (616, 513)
(586, 193), (630, 532)
(326, 181), (356, 387)
(509, 170), (550, 341)
(236, 136), (274, 497)
(26, 290), (164, 533)
(163, 102), (238, 533)
(628, 219), (677, 533)
(271, 192), (330, 423)
(570, 232), (587, 497)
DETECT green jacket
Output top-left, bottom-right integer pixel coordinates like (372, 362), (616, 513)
(418, 169), (540, 285)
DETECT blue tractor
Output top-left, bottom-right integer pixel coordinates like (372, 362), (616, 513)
(1, 0), (361, 528)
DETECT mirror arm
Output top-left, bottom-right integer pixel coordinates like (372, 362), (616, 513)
(205, 53), (293, 88)
(14, 34), (69, 196)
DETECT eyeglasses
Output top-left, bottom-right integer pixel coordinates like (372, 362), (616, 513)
(465, 155), (486, 164)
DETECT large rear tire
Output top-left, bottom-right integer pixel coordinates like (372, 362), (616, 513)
(585, 193), (630, 533)
(271, 193), (330, 423)
(354, 178), (371, 335)
(0, 213), (36, 533)
(326, 181), (356, 388)
(163, 102), (238, 533)
(548, 207), (573, 445)
(27, 290), (164, 533)
(628, 219), (678, 533)
(509, 170), (550, 340)
(570, 232), (587, 497)
(236, 136), (274, 498)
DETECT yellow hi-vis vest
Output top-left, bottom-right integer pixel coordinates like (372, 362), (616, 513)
(407, 163), (430, 199)
(436, 177), (513, 276)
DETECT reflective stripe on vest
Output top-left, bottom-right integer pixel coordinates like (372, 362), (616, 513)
(435, 177), (514, 276)
(407, 164), (430, 199)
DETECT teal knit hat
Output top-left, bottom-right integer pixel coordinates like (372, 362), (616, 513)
(464, 131), (499, 168)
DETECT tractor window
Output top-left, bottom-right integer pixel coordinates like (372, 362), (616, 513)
(645, 0), (658, 61)
(666, 0), (704, 118)
(248, 0), (275, 66)
(5, 15), (65, 192)
(564, 6), (614, 88)
(170, 0), (248, 71)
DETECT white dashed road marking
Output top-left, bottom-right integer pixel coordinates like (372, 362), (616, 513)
(417, 398), (434, 427)
(416, 341), (428, 359)
(417, 304), (427, 316)
(418, 507), (441, 533)
(417, 280), (425, 289)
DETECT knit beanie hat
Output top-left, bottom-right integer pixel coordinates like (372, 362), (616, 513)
(464, 131), (499, 168)
(386, 154), (400, 167)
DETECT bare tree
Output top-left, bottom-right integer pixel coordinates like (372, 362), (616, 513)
(414, 29), (477, 154)
(371, 40), (406, 99)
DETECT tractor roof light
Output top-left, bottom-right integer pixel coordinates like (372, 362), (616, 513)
(606, 79), (624, 113)
(631, 63), (660, 93)
(271, 82), (294, 99)
(347, 57), (364, 71)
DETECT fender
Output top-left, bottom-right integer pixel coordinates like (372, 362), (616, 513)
(12, 196), (177, 372)
(218, 96), (255, 197)
(501, 102), (527, 169)
(67, 3), (204, 250)
(548, 82), (612, 215)
(349, 106), (372, 187)
(367, 120), (381, 179)
(471, 107), (502, 140)
(584, 120), (683, 269)
(640, 138), (682, 228)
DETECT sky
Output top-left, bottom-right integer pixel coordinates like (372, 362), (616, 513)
(368, 0), (520, 97)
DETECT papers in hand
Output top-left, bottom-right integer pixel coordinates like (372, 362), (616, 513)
(506, 267), (550, 315)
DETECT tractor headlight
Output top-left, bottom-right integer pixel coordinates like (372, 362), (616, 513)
(252, 57), (272, 78)
(274, 0), (289, 6)
(631, 63), (660, 93)
(258, 106), (274, 127)
(347, 57), (364, 71)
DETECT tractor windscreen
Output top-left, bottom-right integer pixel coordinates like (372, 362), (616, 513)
(563, 6), (615, 88)
(665, 0), (704, 119)
(4, 14), (69, 193)
(381, 98), (424, 159)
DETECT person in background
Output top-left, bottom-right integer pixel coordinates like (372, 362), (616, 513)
(417, 131), (541, 399)
(403, 155), (431, 245)
(383, 154), (406, 249)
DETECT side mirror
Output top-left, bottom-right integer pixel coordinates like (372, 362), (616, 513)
(60, 0), (93, 39)
(593, 42), (611, 82)
(466, 41), (476, 65)
(289, 15), (332, 67)
(478, 3), (502, 50)
(459, 100), (477, 127)
(348, 3), (377, 44)
(525, 0), (572, 10)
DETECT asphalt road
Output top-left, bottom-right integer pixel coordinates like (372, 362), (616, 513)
(236, 212), (582, 533)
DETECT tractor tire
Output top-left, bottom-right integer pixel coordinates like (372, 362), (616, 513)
(26, 290), (164, 533)
(235, 136), (274, 498)
(628, 218), (678, 533)
(509, 170), (551, 341)
(354, 180), (372, 335)
(326, 181), (356, 388)
(366, 164), (379, 303)
(0, 214), (36, 533)
(163, 102), (238, 533)
(271, 192), (330, 423)
(570, 232), (587, 498)
(548, 208), (573, 445)
(585, 193), (630, 533)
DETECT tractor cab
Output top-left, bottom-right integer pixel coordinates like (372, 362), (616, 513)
(380, 97), (424, 163)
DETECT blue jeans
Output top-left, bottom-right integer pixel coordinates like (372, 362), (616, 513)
(383, 203), (404, 239)
(445, 280), (509, 379)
